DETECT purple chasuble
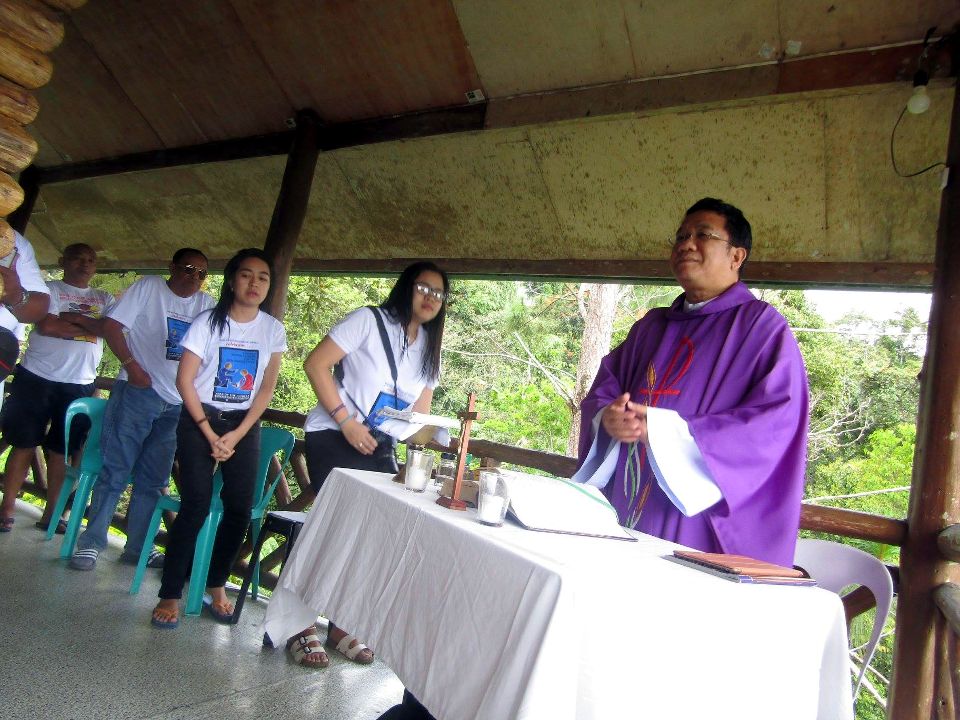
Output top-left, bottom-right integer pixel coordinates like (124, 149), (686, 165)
(577, 282), (809, 566)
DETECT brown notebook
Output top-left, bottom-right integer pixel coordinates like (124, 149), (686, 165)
(671, 551), (816, 586)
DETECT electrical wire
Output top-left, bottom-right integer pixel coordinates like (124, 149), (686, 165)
(890, 105), (947, 178)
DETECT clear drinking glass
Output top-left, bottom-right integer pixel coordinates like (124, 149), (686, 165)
(476, 470), (509, 526)
(404, 448), (434, 493)
(434, 452), (457, 491)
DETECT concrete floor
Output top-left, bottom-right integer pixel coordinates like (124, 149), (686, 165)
(0, 500), (404, 720)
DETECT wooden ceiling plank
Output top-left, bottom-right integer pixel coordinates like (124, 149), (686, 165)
(778, 0), (960, 58)
(70, 0), (292, 148)
(453, 0), (635, 97)
(32, 16), (161, 163)
(230, 0), (481, 123)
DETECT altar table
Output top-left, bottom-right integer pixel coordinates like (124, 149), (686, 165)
(263, 468), (853, 720)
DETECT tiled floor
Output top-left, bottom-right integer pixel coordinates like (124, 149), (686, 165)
(0, 500), (404, 719)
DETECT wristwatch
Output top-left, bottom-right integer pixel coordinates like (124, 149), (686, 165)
(4, 289), (29, 312)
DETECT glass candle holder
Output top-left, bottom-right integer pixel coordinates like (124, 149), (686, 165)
(404, 448), (434, 493)
(476, 470), (509, 526)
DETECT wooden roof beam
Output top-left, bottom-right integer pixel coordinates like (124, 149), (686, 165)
(487, 41), (953, 129)
(30, 104), (488, 185)
(289, 258), (933, 289)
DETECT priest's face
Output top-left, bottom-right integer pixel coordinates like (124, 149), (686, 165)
(670, 210), (747, 303)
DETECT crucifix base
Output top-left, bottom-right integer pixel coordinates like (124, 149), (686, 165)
(435, 495), (467, 511)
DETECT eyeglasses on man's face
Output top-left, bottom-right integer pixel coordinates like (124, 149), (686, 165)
(414, 282), (447, 302)
(177, 264), (208, 280)
(670, 228), (729, 249)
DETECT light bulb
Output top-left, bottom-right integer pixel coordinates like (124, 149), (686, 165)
(907, 85), (931, 115)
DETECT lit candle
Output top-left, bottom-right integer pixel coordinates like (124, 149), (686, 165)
(478, 493), (505, 525)
(405, 466), (429, 492)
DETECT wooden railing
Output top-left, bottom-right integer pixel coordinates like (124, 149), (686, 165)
(18, 396), (910, 601)
(934, 525), (960, 716)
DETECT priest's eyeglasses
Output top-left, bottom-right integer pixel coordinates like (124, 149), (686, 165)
(670, 229), (728, 248)
(414, 282), (447, 302)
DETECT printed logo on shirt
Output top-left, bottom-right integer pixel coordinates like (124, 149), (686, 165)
(213, 347), (260, 404)
(65, 299), (104, 344)
(165, 317), (190, 360)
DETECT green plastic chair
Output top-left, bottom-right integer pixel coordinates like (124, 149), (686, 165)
(129, 425), (295, 616)
(52, 397), (108, 553)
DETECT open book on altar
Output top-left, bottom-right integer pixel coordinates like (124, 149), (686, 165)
(668, 551), (817, 586)
(499, 470), (637, 542)
(374, 406), (460, 444)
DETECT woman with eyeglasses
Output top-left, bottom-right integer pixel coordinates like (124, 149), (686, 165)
(151, 248), (287, 629)
(282, 261), (450, 670)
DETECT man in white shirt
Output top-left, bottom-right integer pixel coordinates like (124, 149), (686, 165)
(0, 244), (112, 534)
(70, 248), (214, 571)
(0, 227), (52, 385)
(0, 227), (51, 532)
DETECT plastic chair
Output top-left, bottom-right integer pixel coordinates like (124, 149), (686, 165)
(129, 426), (295, 616)
(52, 398), (108, 554)
(794, 538), (895, 703)
(244, 427), (296, 601)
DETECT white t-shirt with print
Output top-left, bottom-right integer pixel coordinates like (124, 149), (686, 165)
(181, 309), (287, 412)
(21, 280), (114, 384)
(108, 275), (214, 405)
(304, 307), (439, 433)
(0, 231), (52, 339)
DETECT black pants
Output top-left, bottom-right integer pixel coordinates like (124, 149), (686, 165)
(159, 410), (260, 599)
(304, 428), (397, 494)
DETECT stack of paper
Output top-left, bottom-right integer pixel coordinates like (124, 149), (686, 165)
(375, 407), (460, 444)
(498, 470), (636, 542)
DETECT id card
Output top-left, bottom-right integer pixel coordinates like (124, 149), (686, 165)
(366, 391), (402, 429)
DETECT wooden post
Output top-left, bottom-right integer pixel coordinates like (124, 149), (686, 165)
(888, 72), (960, 718)
(262, 109), (320, 319)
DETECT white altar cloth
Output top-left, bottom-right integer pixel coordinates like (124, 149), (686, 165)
(263, 468), (853, 720)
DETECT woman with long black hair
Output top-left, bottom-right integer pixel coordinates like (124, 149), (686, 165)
(151, 248), (287, 629)
(284, 261), (449, 668)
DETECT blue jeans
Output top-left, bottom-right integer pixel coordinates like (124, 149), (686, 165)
(76, 381), (181, 556)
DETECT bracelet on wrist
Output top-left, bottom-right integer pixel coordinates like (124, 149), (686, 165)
(337, 412), (355, 429)
(3, 288), (28, 311)
(121, 357), (136, 367)
(195, 416), (209, 426)
(329, 402), (346, 418)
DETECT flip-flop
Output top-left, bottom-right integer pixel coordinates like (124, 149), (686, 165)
(202, 593), (234, 624)
(151, 608), (180, 630)
(0, 517), (14, 533)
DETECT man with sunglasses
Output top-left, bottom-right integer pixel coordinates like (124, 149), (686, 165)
(71, 248), (214, 571)
(574, 198), (809, 568)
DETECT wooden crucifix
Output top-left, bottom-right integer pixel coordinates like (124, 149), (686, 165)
(436, 392), (477, 511)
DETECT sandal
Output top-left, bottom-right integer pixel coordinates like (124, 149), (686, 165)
(0, 516), (14, 533)
(202, 593), (234, 624)
(151, 602), (180, 629)
(287, 633), (329, 669)
(35, 519), (67, 534)
(328, 633), (374, 664)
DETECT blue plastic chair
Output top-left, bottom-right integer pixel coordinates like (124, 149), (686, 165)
(53, 398), (108, 553)
(129, 426), (295, 616)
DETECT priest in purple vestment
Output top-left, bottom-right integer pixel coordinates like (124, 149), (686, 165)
(574, 198), (808, 566)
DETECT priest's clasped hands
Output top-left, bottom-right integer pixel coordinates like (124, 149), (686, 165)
(601, 393), (648, 444)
